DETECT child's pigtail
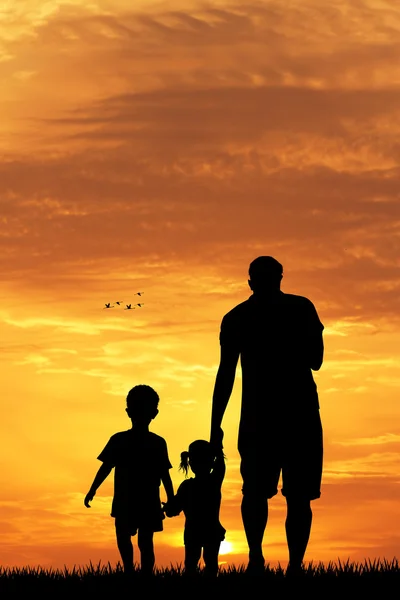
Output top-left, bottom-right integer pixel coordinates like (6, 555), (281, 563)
(179, 451), (190, 477)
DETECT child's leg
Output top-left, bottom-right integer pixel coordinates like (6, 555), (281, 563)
(115, 518), (134, 574)
(137, 528), (155, 575)
(184, 542), (202, 576)
(203, 541), (221, 577)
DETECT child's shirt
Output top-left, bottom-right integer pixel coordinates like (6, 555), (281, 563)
(172, 457), (226, 545)
(98, 428), (172, 528)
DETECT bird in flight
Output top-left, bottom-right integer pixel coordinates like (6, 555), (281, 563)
(103, 297), (143, 310)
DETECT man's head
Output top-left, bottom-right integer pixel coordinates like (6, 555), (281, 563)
(126, 384), (159, 423)
(248, 256), (283, 294)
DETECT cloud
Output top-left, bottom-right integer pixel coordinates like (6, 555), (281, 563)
(2, 313), (144, 336)
(324, 451), (400, 478)
(336, 433), (400, 446)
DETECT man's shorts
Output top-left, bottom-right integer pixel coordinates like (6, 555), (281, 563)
(239, 410), (323, 501)
(114, 513), (164, 537)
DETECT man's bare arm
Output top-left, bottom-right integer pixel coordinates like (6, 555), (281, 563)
(210, 345), (239, 446)
(310, 332), (324, 371)
(302, 299), (324, 371)
(212, 449), (226, 487)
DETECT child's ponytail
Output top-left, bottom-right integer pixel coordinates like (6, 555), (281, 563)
(179, 451), (190, 477)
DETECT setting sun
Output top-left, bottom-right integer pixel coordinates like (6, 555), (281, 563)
(219, 541), (234, 556)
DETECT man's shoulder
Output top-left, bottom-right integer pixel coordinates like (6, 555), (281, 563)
(282, 293), (322, 316)
(222, 298), (252, 322)
(220, 293), (320, 332)
(281, 292), (314, 307)
(283, 293), (323, 328)
(221, 293), (313, 317)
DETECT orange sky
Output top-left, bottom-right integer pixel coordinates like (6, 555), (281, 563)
(1, 0), (400, 570)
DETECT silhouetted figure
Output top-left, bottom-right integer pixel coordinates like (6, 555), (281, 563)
(164, 438), (226, 577)
(210, 256), (324, 576)
(84, 385), (175, 576)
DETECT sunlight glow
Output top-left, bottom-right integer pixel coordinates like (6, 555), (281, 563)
(219, 540), (233, 555)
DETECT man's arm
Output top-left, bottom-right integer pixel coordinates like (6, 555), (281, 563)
(210, 344), (239, 447)
(303, 299), (324, 371)
(84, 462), (113, 507)
(310, 332), (324, 371)
(212, 449), (226, 487)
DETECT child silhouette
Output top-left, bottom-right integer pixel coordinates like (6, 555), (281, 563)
(164, 438), (226, 577)
(84, 385), (174, 575)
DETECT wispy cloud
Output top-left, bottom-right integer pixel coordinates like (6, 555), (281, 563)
(336, 433), (400, 446)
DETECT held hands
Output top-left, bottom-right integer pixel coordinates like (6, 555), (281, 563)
(84, 491), (95, 508)
(162, 500), (179, 518)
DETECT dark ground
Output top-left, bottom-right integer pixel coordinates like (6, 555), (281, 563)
(1, 564), (400, 597)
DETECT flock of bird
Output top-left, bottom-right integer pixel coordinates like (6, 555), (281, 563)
(103, 292), (144, 310)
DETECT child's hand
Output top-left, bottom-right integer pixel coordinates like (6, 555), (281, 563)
(162, 501), (171, 517)
(84, 491), (95, 508)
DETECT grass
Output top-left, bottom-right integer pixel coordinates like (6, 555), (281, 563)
(1, 559), (400, 595)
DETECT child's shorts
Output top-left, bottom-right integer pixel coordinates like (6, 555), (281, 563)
(114, 511), (164, 536)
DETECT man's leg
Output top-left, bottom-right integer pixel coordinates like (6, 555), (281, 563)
(115, 519), (134, 574)
(241, 491), (268, 570)
(283, 409), (322, 575)
(240, 445), (278, 573)
(285, 497), (312, 574)
(138, 529), (155, 575)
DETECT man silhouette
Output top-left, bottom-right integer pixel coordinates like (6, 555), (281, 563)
(210, 256), (324, 575)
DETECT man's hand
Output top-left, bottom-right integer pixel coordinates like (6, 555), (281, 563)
(84, 491), (95, 508)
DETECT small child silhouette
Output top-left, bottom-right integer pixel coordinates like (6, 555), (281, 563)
(164, 438), (226, 577)
(84, 385), (174, 575)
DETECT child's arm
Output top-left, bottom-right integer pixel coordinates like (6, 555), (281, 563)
(84, 462), (113, 507)
(163, 496), (181, 518)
